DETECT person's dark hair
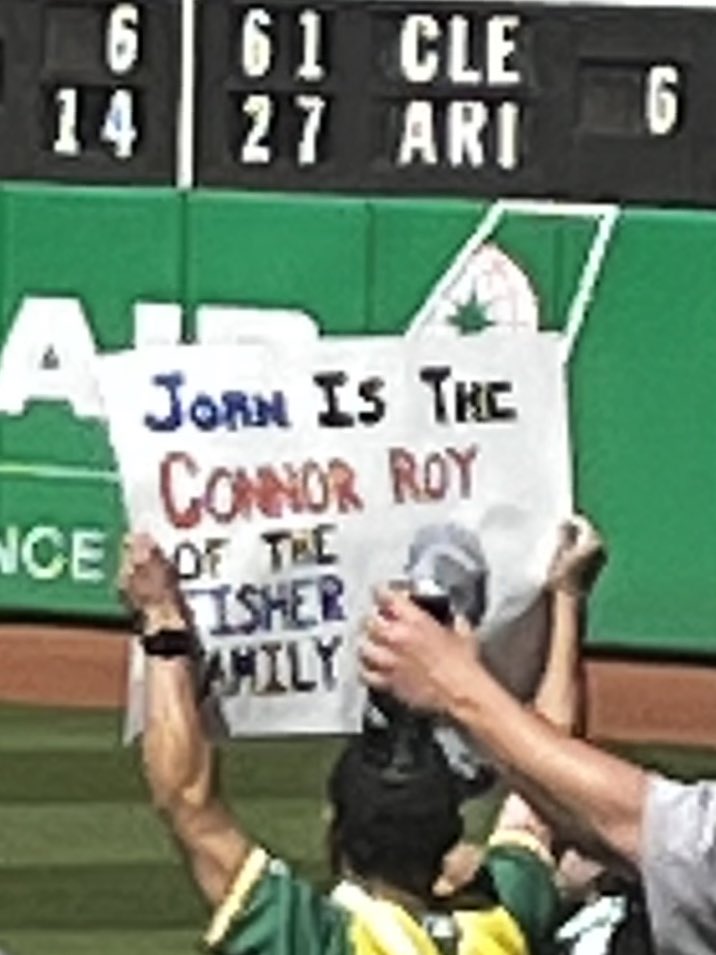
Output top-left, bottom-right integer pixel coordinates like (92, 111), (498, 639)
(327, 713), (463, 898)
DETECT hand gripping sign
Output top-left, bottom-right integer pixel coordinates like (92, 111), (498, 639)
(100, 199), (618, 737)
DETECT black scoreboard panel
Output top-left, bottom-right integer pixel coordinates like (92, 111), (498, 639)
(0, 0), (715, 200)
(0, 1), (17, 179)
(566, 9), (716, 205)
(195, 1), (716, 206)
(0, 0), (180, 184)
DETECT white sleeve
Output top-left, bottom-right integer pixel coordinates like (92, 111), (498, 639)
(641, 774), (716, 955)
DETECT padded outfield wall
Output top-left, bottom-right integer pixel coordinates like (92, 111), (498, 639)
(0, 186), (715, 655)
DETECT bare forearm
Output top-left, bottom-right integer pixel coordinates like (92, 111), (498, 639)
(121, 535), (250, 905)
(142, 654), (251, 903)
(447, 665), (647, 866)
(533, 592), (585, 734)
(140, 598), (216, 814)
(491, 592), (585, 852)
(143, 657), (212, 812)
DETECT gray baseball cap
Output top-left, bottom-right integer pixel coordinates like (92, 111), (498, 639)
(406, 523), (489, 627)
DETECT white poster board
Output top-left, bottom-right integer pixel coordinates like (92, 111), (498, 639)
(101, 326), (571, 735)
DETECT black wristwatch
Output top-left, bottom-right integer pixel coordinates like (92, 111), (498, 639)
(141, 628), (194, 658)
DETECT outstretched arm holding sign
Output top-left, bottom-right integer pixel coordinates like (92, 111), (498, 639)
(486, 521), (597, 861)
(119, 535), (250, 907)
(436, 518), (606, 901)
(361, 517), (648, 870)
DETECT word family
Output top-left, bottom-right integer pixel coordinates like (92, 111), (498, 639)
(202, 634), (343, 697)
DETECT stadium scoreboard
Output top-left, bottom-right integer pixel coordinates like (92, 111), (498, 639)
(0, 0), (714, 204)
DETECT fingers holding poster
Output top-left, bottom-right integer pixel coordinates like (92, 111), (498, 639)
(101, 328), (571, 735)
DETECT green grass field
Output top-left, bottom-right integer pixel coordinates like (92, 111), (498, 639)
(2, 702), (716, 955)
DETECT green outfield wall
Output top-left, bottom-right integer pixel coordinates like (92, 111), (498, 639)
(1, 185), (715, 656)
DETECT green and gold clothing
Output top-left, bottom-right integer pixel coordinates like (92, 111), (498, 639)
(206, 832), (557, 955)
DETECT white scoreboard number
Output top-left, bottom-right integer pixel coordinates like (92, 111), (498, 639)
(645, 64), (681, 138)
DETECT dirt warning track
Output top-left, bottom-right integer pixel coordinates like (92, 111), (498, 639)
(1, 623), (715, 747)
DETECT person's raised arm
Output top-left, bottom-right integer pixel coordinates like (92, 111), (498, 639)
(360, 519), (648, 869)
(488, 519), (595, 850)
(536, 514), (611, 733)
(119, 534), (251, 906)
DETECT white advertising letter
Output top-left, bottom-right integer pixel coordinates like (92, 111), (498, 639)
(0, 297), (102, 419)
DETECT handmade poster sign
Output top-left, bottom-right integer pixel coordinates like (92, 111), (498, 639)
(100, 321), (571, 735)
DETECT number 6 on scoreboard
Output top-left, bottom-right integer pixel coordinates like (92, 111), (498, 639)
(645, 64), (680, 137)
(106, 3), (140, 75)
